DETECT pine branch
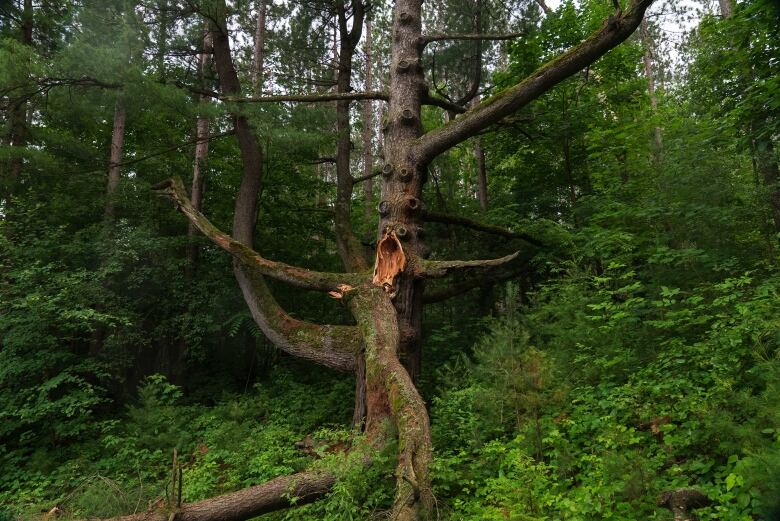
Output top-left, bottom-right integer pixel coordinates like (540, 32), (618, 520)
(419, 31), (527, 47)
(423, 264), (528, 304)
(423, 210), (544, 247)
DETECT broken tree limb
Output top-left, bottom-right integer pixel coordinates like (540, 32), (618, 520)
(94, 471), (335, 521)
(421, 251), (521, 279)
(413, 0), (656, 163)
(233, 264), (359, 371)
(153, 177), (366, 292)
(422, 210), (544, 247)
(347, 287), (433, 520)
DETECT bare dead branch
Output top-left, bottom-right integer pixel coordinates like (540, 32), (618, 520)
(423, 264), (528, 304)
(352, 168), (381, 185)
(421, 251), (521, 278)
(95, 471), (335, 521)
(423, 210), (544, 247)
(419, 31), (527, 47)
(222, 91), (389, 103)
(153, 177), (365, 292)
(414, 0), (656, 163)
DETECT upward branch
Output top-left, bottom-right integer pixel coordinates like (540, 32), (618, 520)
(154, 177), (365, 292)
(413, 0), (655, 163)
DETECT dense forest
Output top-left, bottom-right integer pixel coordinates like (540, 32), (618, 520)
(1, 0), (779, 519)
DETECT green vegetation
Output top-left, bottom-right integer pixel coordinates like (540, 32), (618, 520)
(2, 0), (779, 519)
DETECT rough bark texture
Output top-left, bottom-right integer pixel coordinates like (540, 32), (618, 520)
(380, 0), (428, 383)
(105, 100), (127, 220)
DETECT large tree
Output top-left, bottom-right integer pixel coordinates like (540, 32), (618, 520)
(114, 0), (656, 519)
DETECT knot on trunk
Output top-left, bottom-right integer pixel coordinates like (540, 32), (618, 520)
(372, 230), (407, 293)
(657, 488), (710, 521)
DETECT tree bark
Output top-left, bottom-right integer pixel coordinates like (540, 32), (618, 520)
(362, 17), (374, 221)
(718, 0), (734, 18)
(640, 17), (662, 159)
(105, 100), (127, 220)
(1, 0), (33, 206)
(188, 29), (212, 265)
(252, 0), (267, 95)
(334, 0), (368, 272)
(472, 97), (488, 212)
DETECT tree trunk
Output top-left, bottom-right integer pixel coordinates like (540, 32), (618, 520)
(472, 98), (488, 212)
(334, 1), (368, 272)
(362, 18), (374, 221)
(105, 100), (127, 220)
(1, 0), (33, 206)
(252, 0), (267, 95)
(640, 18), (662, 159)
(157, 0), (169, 80)
(380, 0), (428, 384)
(718, 0), (734, 18)
(188, 29), (213, 265)
(755, 136), (780, 235)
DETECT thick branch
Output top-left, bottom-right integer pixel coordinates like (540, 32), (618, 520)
(222, 91), (388, 103)
(423, 210), (543, 247)
(154, 177), (364, 292)
(421, 251), (520, 278)
(419, 31), (526, 47)
(414, 0), (655, 163)
(423, 264), (527, 304)
(97, 471), (335, 521)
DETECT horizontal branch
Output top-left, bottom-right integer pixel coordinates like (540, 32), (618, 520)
(222, 91), (389, 103)
(420, 31), (527, 47)
(153, 177), (364, 292)
(414, 0), (655, 163)
(352, 168), (381, 184)
(98, 471), (334, 521)
(423, 210), (544, 247)
(423, 264), (528, 304)
(421, 251), (521, 279)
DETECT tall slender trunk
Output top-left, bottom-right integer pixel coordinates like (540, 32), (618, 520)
(1, 0), (33, 207)
(188, 30), (213, 265)
(157, 0), (169, 80)
(105, 100), (127, 220)
(362, 18), (374, 221)
(252, 0), (267, 95)
(472, 98), (488, 212)
(718, 0), (733, 18)
(755, 134), (780, 235)
(334, 2), (367, 272)
(640, 18), (662, 159)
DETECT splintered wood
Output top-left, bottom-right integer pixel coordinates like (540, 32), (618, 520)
(372, 230), (407, 291)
